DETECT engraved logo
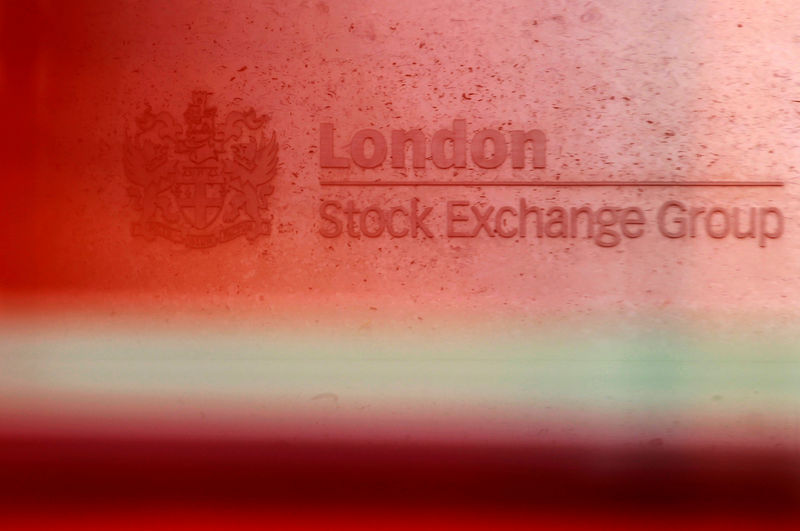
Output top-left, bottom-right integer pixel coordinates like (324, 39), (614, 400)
(125, 91), (278, 248)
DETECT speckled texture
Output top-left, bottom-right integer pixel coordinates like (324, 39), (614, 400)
(1, 0), (800, 451)
(3, 0), (798, 331)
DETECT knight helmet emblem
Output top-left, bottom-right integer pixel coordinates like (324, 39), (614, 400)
(124, 91), (278, 248)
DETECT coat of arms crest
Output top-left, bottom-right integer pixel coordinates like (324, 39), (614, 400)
(124, 91), (278, 248)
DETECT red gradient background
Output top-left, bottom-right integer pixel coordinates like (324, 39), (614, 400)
(2, 0), (799, 529)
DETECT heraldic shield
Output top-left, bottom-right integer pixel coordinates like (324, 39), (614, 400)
(124, 91), (278, 248)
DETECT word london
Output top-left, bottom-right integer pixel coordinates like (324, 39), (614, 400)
(318, 120), (784, 248)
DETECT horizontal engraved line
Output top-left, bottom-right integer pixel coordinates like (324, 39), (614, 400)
(319, 180), (785, 187)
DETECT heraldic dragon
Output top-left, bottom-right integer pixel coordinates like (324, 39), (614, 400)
(124, 91), (278, 248)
